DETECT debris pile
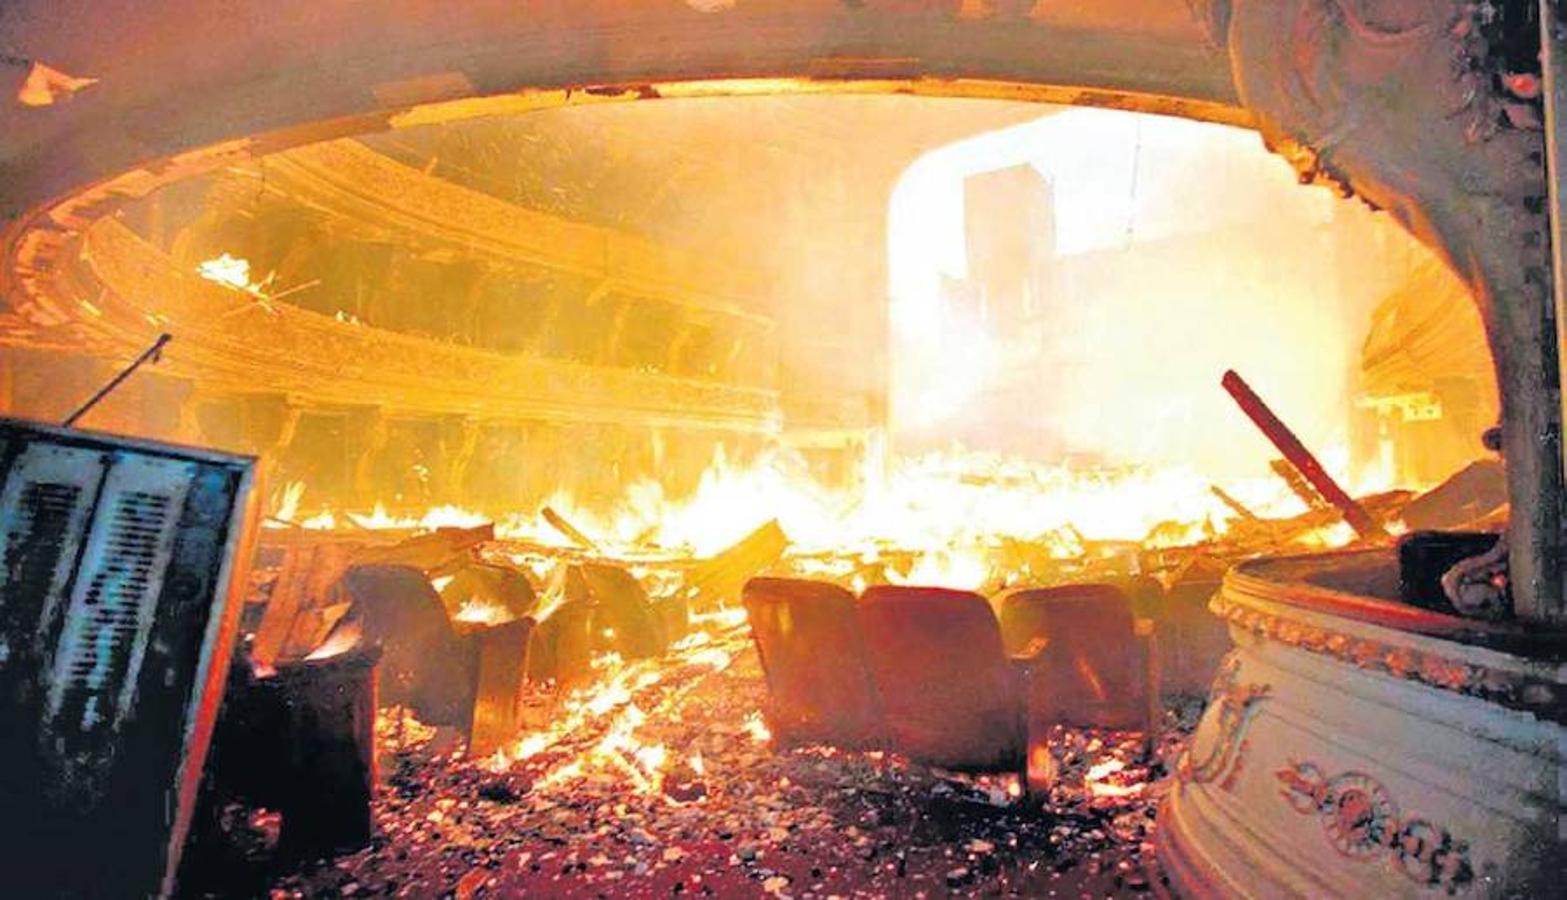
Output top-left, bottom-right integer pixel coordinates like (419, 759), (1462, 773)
(250, 615), (1193, 899)
(187, 369), (1512, 898)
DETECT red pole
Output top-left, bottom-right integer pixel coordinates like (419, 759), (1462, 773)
(1220, 370), (1386, 540)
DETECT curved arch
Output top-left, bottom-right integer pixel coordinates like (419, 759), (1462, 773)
(0, 3), (1251, 511)
(0, 1), (1552, 617)
(1, 4), (1243, 374)
(0, 2), (1240, 217)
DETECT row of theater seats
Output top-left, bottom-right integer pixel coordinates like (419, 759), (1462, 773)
(742, 578), (1159, 796)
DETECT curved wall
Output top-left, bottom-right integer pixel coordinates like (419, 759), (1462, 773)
(0, 1), (1241, 219)
(0, 2), (1241, 516)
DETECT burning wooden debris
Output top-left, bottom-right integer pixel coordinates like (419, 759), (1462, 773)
(170, 435), (1505, 894)
(1222, 369), (1387, 540)
(158, 366), (1514, 897)
(224, 608), (1195, 899)
(176, 491), (1221, 897)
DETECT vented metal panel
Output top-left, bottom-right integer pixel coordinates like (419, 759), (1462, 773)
(0, 443), (105, 679)
(0, 419), (256, 900)
(42, 454), (196, 795)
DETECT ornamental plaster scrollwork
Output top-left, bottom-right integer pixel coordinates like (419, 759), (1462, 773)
(1209, 590), (1565, 722)
(1199, 0), (1561, 621)
(1176, 652), (1270, 790)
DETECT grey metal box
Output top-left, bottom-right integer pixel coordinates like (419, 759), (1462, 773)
(0, 418), (257, 898)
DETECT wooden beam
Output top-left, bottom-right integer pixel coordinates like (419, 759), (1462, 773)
(1222, 370), (1386, 541)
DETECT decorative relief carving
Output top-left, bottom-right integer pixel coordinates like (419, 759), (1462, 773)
(1176, 652), (1270, 791)
(1210, 592), (1563, 724)
(1276, 761), (1476, 893)
(74, 219), (781, 432)
(1210, 0), (1560, 621)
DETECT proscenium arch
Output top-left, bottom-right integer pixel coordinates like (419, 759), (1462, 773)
(0, 1), (1547, 616)
(0, 70), (1253, 345)
(0, 0), (1245, 359)
(0, 4), (1254, 368)
(0, 0), (1247, 450)
(0, 0), (1241, 219)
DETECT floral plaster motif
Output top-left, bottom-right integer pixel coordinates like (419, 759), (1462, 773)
(1276, 761), (1475, 894)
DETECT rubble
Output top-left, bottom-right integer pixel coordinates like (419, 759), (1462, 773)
(190, 602), (1193, 899)
(197, 436), (1439, 898)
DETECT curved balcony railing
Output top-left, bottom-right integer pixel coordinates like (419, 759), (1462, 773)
(60, 217), (780, 433)
(265, 139), (775, 329)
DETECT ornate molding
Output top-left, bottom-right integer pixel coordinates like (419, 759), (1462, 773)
(1210, 589), (1565, 725)
(43, 218), (781, 434)
(1211, 0), (1561, 621)
(1176, 652), (1270, 790)
(265, 140), (774, 329)
(1276, 761), (1476, 893)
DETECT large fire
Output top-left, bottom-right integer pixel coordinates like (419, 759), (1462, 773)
(287, 429), (1416, 798)
(268, 441), (1400, 590)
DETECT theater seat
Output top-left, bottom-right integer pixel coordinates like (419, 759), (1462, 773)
(856, 585), (1035, 773)
(742, 577), (883, 750)
(342, 564), (478, 727)
(1160, 563), (1231, 697)
(993, 583), (1156, 734)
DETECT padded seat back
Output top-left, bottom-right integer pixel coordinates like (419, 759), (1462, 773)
(578, 563), (667, 659)
(996, 583), (1146, 729)
(997, 583), (1127, 654)
(857, 585), (1022, 770)
(438, 562), (537, 622)
(342, 564), (475, 726)
(743, 577), (882, 749)
(1161, 574), (1229, 696)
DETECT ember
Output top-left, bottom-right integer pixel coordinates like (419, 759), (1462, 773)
(7, 9), (1553, 894)
(256, 611), (1193, 899)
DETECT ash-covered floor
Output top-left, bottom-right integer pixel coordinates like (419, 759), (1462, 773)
(207, 616), (1196, 899)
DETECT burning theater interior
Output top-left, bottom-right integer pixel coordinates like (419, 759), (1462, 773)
(0, 1), (1563, 898)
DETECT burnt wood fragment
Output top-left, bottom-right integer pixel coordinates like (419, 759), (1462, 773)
(683, 519), (789, 610)
(1223, 370), (1386, 540)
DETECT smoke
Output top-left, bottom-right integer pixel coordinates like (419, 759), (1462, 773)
(888, 107), (1426, 480)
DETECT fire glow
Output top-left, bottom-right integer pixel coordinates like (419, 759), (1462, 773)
(266, 440), (1397, 591)
(330, 439), (1402, 801)
(482, 614), (753, 798)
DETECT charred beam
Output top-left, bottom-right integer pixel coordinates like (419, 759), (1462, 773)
(1208, 484), (1261, 523)
(1221, 370), (1387, 541)
(541, 506), (600, 551)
